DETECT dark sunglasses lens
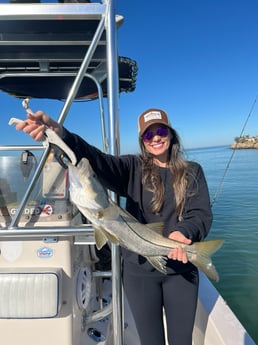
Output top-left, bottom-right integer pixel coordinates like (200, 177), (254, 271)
(156, 127), (169, 137)
(143, 127), (169, 142)
(143, 130), (154, 142)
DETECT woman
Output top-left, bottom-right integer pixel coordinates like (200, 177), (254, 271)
(15, 108), (212, 345)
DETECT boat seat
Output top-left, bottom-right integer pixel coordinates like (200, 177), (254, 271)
(0, 268), (61, 318)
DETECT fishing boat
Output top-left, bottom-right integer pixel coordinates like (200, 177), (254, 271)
(0, 2), (255, 344)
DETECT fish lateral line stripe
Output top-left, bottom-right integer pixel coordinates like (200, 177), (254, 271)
(119, 214), (166, 247)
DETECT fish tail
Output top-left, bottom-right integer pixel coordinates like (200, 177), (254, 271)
(189, 239), (224, 282)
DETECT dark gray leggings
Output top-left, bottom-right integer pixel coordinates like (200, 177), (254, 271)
(123, 266), (199, 345)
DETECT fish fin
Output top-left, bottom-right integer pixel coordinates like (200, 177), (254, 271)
(94, 227), (108, 250)
(101, 204), (120, 220)
(94, 226), (120, 249)
(146, 222), (164, 235)
(102, 230), (120, 245)
(189, 239), (224, 282)
(146, 256), (168, 274)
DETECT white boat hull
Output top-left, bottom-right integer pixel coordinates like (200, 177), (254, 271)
(193, 272), (255, 345)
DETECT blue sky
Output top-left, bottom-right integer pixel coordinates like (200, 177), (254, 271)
(1, 0), (258, 153)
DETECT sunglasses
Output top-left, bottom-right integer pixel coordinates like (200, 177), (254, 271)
(142, 126), (169, 142)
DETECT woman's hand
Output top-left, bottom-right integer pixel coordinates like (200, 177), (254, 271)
(167, 231), (192, 263)
(15, 111), (63, 141)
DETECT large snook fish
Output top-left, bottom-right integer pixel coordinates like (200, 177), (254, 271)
(68, 158), (223, 281)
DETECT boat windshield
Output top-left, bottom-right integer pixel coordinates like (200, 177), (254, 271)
(0, 150), (73, 227)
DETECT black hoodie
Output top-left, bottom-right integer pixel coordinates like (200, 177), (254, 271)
(63, 128), (213, 274)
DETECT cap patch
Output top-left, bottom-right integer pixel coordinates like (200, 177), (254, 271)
(144, 111), (162, 123)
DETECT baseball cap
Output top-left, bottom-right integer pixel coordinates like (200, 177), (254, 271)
(138, 108), (172, 136)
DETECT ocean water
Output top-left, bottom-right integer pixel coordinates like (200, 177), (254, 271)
(187, 145), (258, 343)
